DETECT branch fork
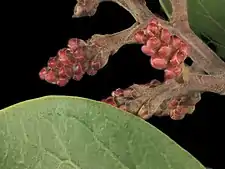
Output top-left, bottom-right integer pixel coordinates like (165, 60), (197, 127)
(40, 0), (225, 120)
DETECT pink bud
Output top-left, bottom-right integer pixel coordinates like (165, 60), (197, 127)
(170, 51), (187, 66)
(164, 68), (176, 80)
(73, 63), (84, 74)
(72, 74), (83, 81)
(160, 28), (171, 44)
(58, 48), (72, 65)
(158, 46), (172, 59)
(147, 23), (160, 35)
(73, 48), (86, 61)
(148, 17), (159, 25)
(87, 68), (97, 76)
(56, 78), (69, 87)
(170, 109), (185, 120)
(47, 57), (58, 68)
(168, 99), (178, 109)
(39, 67), (47, 80)
(164, 65), (182, 80)
(179, 43), (189, 56)
(174, 67), (182, 75)
(45, 70), (57, 84)
(171, 36), (182, 49)
(173, 66), (182, 75)
(150, 57), (168, 70)
(68, 38), (80, 51)
(90, 61), (101, 70)
(58, 67), (67, 78)
(146, 37), (161, 49)
(141, 45), (156, 56)
(72, 63), (85, 81)
(112, 88), (124, 97)
(64, 65), (73, 77)
(74, 54), (85, 62)
(102, 97), (116, 106)
(146, 25), (155, 37)
(134, 31), (146, 44)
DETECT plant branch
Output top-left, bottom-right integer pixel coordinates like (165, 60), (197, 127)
(167, 0), (225, 75)
(145, 73), (225, 113)
(111, 0), (153, 23)
(104, 73), (225, 119)
(41, 0), (225, 120)
(73, 0), (225, 76)
(73, 0), (153, 22)
(84, 22), (143, 68)
(169, 0), (189, 30)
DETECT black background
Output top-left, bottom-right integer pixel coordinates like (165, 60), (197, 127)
(2, 0), (225, 168)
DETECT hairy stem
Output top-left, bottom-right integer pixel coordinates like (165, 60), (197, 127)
(169, 0), (189, 31)
(111, 0), (153, 23)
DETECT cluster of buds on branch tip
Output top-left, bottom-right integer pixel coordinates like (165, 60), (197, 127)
(39, 38), (102, 86)
(134, 18), (189, 81)
(102, 79), (201, 120)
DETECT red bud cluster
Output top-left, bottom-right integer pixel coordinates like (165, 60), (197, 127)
(101, 79), (162, 115)
(102, 79), (201, 120)
(101, 88), (134, 111)
(167, 95), (200, 120)
(39, 38), (101, 86)
(134, 18), (189, 80)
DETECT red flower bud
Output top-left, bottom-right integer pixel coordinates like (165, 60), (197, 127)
(170, 110), (185, 120)
(171, 36), (182, 49)
(64, 65), (73, 77)
(148, 17), (159, 25)
(146, 37), (161, 49)
(58, 48), (72, 65)
(170, 51), (187, 66)
(112, 88), (124, 97)
(90, 61), (101, 70)
(160, 28), (171, 44)
(39, 67), (48, 80)
(158, 46), (172, 59)
(58, 67), (67, 78)
(72, 74), (83, 81)
(134, 31), (147, 44)
(168, 99), (178, 109)
(87, 68), (97, 76)
(146, 25), (155, 37)
(56, 78), (69, 87)
(68, 38), (80, 51)
(141, 45), (156, 56)
(179, 43), (189, 56)
(73, 63), (84, 75)
(74, 54), (85, 62)
(102, 97), (116, 106)
(164, 68), (177, 80)
(147, 23), (160, 35)
(151, 57), (168, 69)
(47, 57), (58, 68)
(45, 70), (57, 84)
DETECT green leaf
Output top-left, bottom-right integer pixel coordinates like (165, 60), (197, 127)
(159, 0), (225, 59)
(0, 96), (204, 169)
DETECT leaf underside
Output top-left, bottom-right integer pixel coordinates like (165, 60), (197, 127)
(159, 0), (225, 59)
(0, 96), (205, 169)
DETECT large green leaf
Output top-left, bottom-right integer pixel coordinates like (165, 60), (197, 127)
(0, 96), (204, 169)
(159, 0), (225, 59)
